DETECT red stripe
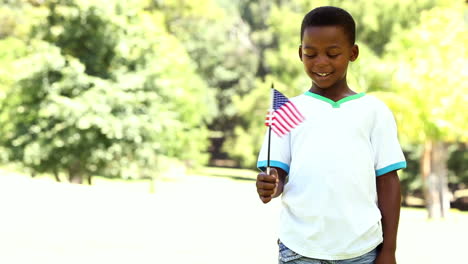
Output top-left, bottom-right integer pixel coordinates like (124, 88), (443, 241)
(264, 97), (305, 137)
(273, 123), (287, 136)
(272, 125), (285, 137)
(283, 103), (302, 123)
(275, 110), (295, 129)
(272, 127), (283, 137)
(278, 107), (299, 126)
(288, 102), (305, 120)
(272, 116), (288, 134)
(279, 112), (297, 130)
(273, 117), (289, 134)
(275, 121), (291, 136)
(275, 116), (293, 132)
(265, 110), (274, 126)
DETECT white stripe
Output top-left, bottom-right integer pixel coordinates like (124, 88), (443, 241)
(275, 113), (293, 131)
(287, 102), (305, 120)
(283, 106), (302, 124)
(271, 123), (283, 136)
(273, 127), (286, 137)
(273, 117), (290, 135)
(280, 106), (300, 125)
(285, 102), (304, 122)
(276, 109), (297, 129)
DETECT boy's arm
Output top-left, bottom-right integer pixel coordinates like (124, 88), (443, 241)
(271, 167), (287, 198)
(376, 170), (401, 264)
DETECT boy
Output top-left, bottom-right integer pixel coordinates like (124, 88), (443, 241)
(256, 6), (406, 264)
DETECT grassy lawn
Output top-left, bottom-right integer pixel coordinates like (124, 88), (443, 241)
(0, 165), (466, 264)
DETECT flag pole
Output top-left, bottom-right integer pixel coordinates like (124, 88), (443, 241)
(266, 83), (273, 175)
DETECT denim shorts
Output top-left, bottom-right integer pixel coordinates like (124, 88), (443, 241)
(278, 241), (377, 264)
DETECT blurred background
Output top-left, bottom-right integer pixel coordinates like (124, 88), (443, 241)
(0, 0), (467, 263)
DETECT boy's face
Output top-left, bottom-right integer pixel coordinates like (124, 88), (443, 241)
(299, 26), (358, 89)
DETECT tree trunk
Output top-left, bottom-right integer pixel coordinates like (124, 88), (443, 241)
(53, 170), (61, 182)
(421, 141), (450, 219)
(432, 142), (450, 217)
(68, 161), (83, 184)
(68, 172), (83, 184)
(149, 176), (155, 194)
(149, 157), (159, 193)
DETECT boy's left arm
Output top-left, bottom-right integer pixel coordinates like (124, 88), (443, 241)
(376, 170), (401, 264)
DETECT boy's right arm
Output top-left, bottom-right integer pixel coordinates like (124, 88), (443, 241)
(256, 167), (287, 203)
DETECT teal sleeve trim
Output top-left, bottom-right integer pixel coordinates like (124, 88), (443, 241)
(376, 161), (407, 176)
(257, 160), (290, 174)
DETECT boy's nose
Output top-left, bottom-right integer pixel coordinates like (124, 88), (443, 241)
(314, 54), (329, 65)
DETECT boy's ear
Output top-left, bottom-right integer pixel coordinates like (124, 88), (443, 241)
(350, 44), (359, 62)
(298, 45), (303, 61)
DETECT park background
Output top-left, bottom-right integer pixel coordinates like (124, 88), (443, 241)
(0, 0), (467, 263)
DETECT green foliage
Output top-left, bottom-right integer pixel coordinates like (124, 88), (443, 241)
(265, 4), (304, 89)
(0, 37), (27, 97)
(371, 3), (468, 190)
(223, 78), (271, 168)
(0, 0), (215, 181)
(0, 0), (38, 39)
(397, 144), (423, 199)
(448, 144), (468, 186)
(160, 0), (258, 159)
(0, 0), (466, 189)
(381, 5), (468, 144)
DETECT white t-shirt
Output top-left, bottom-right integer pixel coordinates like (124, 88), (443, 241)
(257, 92), (406, 260)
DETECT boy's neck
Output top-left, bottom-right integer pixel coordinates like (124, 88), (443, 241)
(309, 79), (356, 102)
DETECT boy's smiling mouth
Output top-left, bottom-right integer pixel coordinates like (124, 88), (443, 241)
(314, 72), (332, 77)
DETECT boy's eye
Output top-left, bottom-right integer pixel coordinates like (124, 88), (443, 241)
(328, 54), (340, 58)
(304, 53), (316, 58)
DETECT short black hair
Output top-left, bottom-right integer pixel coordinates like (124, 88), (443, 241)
(300, 6), (355, 45)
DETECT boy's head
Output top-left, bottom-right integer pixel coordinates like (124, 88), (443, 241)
(300, 6), (355, 45)
(299, 6), (358, 90)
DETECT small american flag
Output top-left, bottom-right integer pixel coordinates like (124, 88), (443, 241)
(265, 89), (305, 137)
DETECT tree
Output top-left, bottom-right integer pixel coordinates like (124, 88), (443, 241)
(377, 4), (468, 218)
(158, 0), (258, 164)
(0, 0), (216, 183)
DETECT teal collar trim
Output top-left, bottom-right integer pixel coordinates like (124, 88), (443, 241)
(304, 92), (366, 108)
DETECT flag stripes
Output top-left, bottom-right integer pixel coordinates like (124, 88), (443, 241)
(265, 89), (305, 137)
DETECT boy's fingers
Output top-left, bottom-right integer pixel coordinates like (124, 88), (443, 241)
(256, 181), (276, 190)
(260, 196), (272, 204)
(257, 172), (277, 183)
(257, 169), (280, 204)
(258, 189), (275, 197)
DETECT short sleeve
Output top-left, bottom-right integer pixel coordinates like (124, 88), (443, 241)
(257, 128), (291, 174)
(371, 103), (406, 176)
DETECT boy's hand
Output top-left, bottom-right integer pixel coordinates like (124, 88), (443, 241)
(256, 168), (279, 204)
